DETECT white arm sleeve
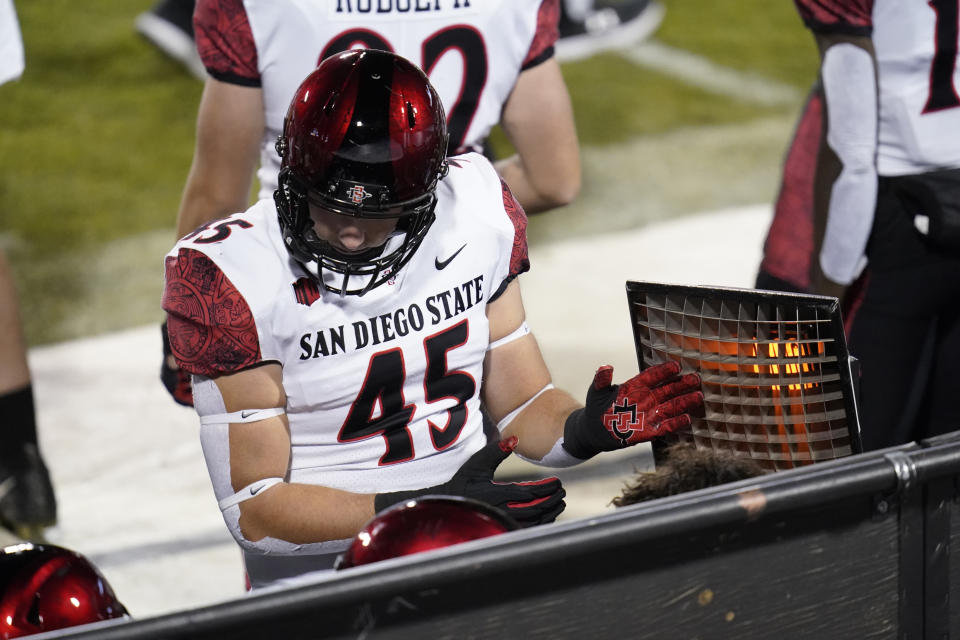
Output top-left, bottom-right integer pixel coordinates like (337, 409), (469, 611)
(819, 43), (878, 285)
(192, 375), (351, 556)
(515, 437), (587, 468)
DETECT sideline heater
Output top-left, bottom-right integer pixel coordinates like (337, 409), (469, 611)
(627, 281), (862, 470)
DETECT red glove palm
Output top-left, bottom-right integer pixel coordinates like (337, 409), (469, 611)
(562, 362), (703, 460)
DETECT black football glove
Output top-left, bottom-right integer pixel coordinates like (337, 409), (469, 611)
(375, 436), (566, 527)
(562, 362), (703, 461)
(161, 320), (194, 407)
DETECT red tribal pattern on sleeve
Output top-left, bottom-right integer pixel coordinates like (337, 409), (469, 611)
(794, 0), (873, 34)
(524, 0), (560, 67)
(194, 0), (260, 84)
(500, 178), (530, 278)
(162, 248), (262, 377)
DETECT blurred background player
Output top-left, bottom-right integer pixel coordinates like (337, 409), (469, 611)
(135, 0), (665, 71)
(756, 0), (960, 451)
(0, 0), (57, 544)
(755, 86), (821, 294)
(162, 50), (703, 589)
(155, 0), (582, 406)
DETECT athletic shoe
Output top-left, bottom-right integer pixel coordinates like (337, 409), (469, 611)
(0, 443), (57, 542)
(556, 0), (666, 62)
(135, 0), (206, 80)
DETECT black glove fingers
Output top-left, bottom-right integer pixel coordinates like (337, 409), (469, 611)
(161, 321), (195, 407)
(536, 495), (567, 524)
(506, 487), (566, 526)
(492, 475), (563, 501)
(460, 436), (515, 477)
(584, 380), (619, 412)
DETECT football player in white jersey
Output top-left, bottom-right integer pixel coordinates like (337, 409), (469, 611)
(757, 0), (960, 450)
(162, 50), (703, 589)
(0, 0), (58, 543)
(161, 0), (582, 406)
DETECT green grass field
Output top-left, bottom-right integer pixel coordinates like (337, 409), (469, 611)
(0, 0), (817, 346)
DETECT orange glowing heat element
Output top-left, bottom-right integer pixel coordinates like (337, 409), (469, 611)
(751, 340), (819, 391)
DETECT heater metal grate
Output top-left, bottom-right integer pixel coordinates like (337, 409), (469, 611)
(627, 281), (862, 471)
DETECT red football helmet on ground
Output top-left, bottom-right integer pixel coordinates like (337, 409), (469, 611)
(274, 49), (449, 296)
(0, 543), (128, 639)
(336, 496), (517, 569)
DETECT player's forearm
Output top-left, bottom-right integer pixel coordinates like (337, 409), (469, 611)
(174, 168), (254, 240)
(238, 482), (376, 545)
(176, 79), (264, 239)
(499, 387), (581, 461)
(496, 58), (580, 213)
(495, 154), (580, 213)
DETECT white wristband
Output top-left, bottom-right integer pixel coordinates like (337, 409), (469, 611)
(517, 438), (586, 468)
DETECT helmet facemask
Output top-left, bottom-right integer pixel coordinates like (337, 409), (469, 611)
(275, 166), (440, 296)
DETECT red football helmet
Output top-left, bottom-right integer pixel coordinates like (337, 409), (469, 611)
(274, 49), (449, 296)
(336, 496), (517, 569)
(0, 543), (128, 639)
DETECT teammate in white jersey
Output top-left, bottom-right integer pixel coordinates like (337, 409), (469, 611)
(161, 0), (581, 406)
(162, 50), (703, 589)
(757, 0), (960, 450)
(182, 0), (579, 228)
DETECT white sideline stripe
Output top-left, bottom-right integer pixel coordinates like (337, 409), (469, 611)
(622, 40), (803, 107)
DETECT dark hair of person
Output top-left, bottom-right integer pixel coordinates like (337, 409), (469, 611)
(612, 442), (767, 507)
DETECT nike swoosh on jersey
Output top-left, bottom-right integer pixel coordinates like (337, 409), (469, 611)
(241, 410), (257, 419)
(435, 244), (467, 270)
(249, 483), (266, 496)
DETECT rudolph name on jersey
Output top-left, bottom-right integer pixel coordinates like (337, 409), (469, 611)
(333, 0), (474, 14)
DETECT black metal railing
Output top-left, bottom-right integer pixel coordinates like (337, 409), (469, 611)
(39, 432), (960, 639)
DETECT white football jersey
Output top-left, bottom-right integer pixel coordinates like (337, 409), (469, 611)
(163, 153), (526, 497)
(873, 0), (960, 174)
(797, 0), (960, 175)
(194, 0), (560, 200)
(0, 0), (24, 86)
